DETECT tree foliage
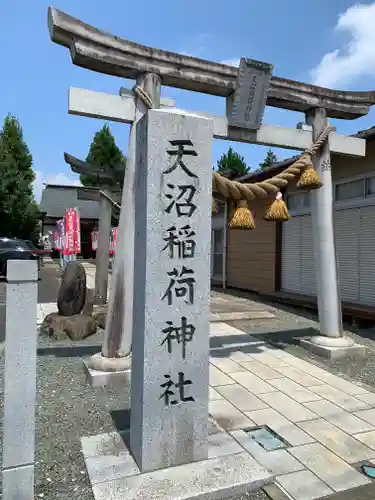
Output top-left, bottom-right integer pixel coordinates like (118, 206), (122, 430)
(216, 147), (249, 178)
(259, 149), (278, 170)
(81, 124), (126, 191)
(0, 114), (39, 241)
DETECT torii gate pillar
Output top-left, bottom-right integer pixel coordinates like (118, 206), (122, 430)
(88, 73), (161, 374)
(299, 108), (362, 357)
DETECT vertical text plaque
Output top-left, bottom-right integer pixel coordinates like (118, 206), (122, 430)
(228, 57), (273, 130)
(130, 108), (213, 473)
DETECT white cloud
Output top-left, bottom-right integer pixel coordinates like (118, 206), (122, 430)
(311, 2), (375, 88)
(33, 170), (81, 203)
(220, 58), (241, 67)
(180, 33), (211, 58)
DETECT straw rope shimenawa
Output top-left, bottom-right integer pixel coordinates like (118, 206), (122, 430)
(213, 125), (332, 224)
(212, 127), (331, 202)
(213, 125), (331, 226)
(133, 83), (333, 226)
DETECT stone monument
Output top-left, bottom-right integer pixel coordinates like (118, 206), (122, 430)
(80, 106), (272, 500)
(130, 108), (213, 472)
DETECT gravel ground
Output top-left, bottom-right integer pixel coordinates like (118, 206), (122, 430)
(0, 353), (129, 499)
(3, 289), (375, 500)
(0, 350), (271, 500)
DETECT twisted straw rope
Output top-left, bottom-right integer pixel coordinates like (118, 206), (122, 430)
(213, 126), (333, 201)
(133, 84), (155, 109)
(132, 83), (333, 201)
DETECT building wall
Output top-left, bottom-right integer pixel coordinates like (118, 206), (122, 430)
(281, 141), (375, 301)
(39, 186), (100, 219)
(224, 141), (375, 296)
(331, 141), (375, 182)
(42, 223), (56, 238)
(226, 198), (277, 294)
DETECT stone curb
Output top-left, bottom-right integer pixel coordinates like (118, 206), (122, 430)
(210, 311), (275, 322)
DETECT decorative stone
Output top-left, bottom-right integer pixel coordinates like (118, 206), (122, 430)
(93, 305), (108, 329)
(57, 261), (87, 316)
(40, 312), (97, 341)
(82, 287), (95, 315)
(41, 312), (67, 341)
(130, 109), (213, 473)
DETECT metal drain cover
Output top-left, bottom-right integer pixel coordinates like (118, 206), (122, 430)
(361, 464), (375, 479)
(245, 426), (288, 451)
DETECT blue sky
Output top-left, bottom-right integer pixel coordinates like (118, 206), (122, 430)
(2, 0), (375, 201)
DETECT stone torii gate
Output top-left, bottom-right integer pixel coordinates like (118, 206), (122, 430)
(48, 6), (373, 375)
(64, 152), (121, 304)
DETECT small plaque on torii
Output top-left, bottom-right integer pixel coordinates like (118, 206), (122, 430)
(228, 58), (274, 131)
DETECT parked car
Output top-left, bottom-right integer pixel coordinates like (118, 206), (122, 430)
(0, 237), (42, 278)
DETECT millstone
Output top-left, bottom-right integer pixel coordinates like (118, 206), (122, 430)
(57, 261), (87, 316)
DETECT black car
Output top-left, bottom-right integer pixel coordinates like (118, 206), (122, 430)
(0, 237), (42, 278)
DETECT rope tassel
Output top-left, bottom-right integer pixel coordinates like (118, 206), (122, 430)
(263, 192), (291, 222)
(297, 154), (323, 191)
(228, 200), (256, 230)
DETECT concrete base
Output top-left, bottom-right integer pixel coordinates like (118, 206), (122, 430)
(2, 464), (34, 500)
(309, 335), (355, 348)
(81, 421), (272, 500)
(83, 359), (131, 388)
(87, 352), (132, 371)
(300, 337), (366, 360)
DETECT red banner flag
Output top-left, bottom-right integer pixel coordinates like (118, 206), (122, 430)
(112, 227), (118, 254)
(73, 208), (81, 254)
(64, 208), (75, 256)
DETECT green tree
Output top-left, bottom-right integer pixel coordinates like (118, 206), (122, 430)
(0, 114), (39, 241)
(81, 124), (126, 191)
(217, 147), (249, 178)
(259, 149), (278, 169)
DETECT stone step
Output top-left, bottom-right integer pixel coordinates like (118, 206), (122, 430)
(210, 311), (275, 322)
(37, 304), (275, 326)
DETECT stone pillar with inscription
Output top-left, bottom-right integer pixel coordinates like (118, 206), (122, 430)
(130, 108), (213, 473)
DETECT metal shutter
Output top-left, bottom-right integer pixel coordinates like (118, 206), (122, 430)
(300, 215), (316, 296)
(334, 208), (360, 303)
(281, 217), (301, 293)
(359, 206), (375, 306)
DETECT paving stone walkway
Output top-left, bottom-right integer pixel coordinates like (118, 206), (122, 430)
(36, 268), (275, 326)
(208, 321), (375, 500)
(81, 319), (375, 500)
(32, 269), (375, 498)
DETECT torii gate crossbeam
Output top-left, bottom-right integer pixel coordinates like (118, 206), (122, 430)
(48, 7), (375, 119)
